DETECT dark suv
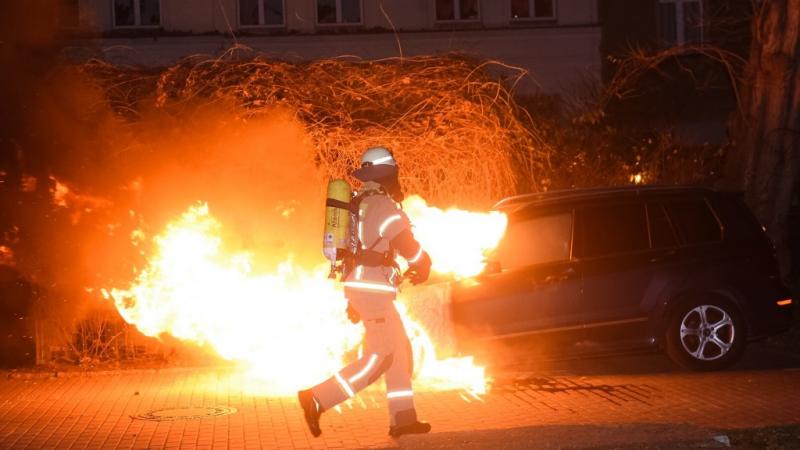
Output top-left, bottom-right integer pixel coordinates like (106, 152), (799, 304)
(451, 186), (794, 371)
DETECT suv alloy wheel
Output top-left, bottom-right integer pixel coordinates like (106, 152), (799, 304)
(665, 298), (746, 371)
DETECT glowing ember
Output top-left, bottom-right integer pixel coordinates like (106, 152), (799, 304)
(51, 176), (71, 208)
(0, 245), (14, 266)
(109, 199), (505, 396)
(47, 175), (112, 224)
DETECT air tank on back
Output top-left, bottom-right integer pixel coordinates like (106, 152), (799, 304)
(323, 179), (352, 277)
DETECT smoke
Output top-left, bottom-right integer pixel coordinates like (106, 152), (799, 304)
(1, 8), (329, 355)
(7, 82), (328, 285)
(0, 6), (531, 364)
(119, 102), (327, 269)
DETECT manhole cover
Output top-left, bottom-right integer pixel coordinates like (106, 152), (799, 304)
(133, 406), (238, 421)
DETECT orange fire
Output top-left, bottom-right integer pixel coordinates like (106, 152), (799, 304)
(403, 195), (508, 277)
(109, 198), (506, 396)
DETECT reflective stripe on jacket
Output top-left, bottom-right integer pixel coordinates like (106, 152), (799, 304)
(343, 191), (410, 296)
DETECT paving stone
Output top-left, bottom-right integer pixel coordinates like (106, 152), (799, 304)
(0, 368), (798, 448)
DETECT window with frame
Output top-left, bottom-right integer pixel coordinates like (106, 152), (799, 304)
(240, 0), (284, 26)
(113, 0), (160, 27)
(317, 0), (361, 24)
(647, 202), (678, 249)
(657, 0), (703, 46)
(578, 202), (649, 258)
(510, 0), (555, 20)
(661, 198), (722, 245)
(493, 212), (573, 271)
(435, 0), (479, 21)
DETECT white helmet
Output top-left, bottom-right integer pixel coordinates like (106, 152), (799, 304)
(352, 146), (398, 181)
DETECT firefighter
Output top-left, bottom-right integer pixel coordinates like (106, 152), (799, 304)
(298, 146), (433, 438)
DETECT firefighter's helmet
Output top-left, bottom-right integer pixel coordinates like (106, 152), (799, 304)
(352, 146), (398, 182)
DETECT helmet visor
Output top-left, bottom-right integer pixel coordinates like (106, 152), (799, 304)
(352, 163), (398, 182)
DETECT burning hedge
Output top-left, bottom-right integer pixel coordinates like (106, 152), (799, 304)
(83, 53), (550, 207)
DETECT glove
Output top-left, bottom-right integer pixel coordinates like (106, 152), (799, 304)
(346, 301), (361, 324)
(403, 251), (431, 285)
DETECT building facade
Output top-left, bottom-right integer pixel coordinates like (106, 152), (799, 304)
(61, 0), (602, 94)
(65, 0), (599, 34)
(60, 1), (729, 98)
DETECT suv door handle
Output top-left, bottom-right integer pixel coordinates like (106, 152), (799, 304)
(544, 267), (576, 283)
(649, 249), (677, 263)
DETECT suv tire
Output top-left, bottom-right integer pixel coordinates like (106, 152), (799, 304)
(665, 297), (746, 371)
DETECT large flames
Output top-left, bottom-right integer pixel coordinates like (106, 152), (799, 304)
(403, 196), (508, 278)
(108, 196), (507, 396)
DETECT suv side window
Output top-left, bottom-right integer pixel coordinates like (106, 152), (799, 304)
(647, 203), (678, 248)
(662, 197), (722, 245)
(578, 202), (649, 258)
(494, 211), (572, 271)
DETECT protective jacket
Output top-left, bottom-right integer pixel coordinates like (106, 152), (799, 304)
(342, 184), (424, 303)
(311, 183), (431, 428)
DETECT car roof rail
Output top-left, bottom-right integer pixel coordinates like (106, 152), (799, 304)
(492, 185), (719, 211)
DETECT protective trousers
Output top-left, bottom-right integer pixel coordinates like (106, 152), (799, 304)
(311, 295), (418, 427)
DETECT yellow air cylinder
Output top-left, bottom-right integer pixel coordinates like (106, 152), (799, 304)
(323, 179), (352, 264)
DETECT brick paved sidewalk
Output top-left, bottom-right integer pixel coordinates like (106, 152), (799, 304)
(0, 367), (799, 449)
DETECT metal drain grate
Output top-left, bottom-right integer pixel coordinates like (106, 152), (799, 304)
(133, 406), (238, 421)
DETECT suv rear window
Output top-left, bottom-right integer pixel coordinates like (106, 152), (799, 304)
(661, 198), (722, 245)
(709, 195), (765, 241)
(578, 202), (649, 258)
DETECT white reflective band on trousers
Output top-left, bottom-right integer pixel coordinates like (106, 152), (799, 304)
(334, 372), (355, 398)
(342, 280), (397, 293)
(349, 354), (378, 384)
(387, 390), (414, 399)
(310, 304), (418, 427)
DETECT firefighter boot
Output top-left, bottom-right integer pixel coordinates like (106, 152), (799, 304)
(389, 409), (430, 438)
(297, 389), (322, 437)
(389, 421), (431, 438)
